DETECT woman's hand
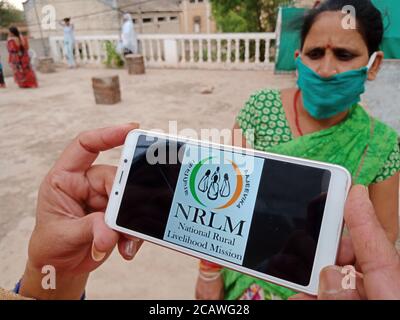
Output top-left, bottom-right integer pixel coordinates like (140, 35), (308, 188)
(290, 186), (400, 300)
(20, 123), (143, 300)
(195, 273), (224, 300)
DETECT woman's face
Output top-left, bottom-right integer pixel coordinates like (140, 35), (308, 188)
(299, 11), (383, 80)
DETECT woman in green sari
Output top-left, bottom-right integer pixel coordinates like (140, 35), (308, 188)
(196, 0), (399, 300)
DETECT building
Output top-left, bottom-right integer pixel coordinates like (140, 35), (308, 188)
(294, 0), (318, 8)
(24, 0), (120, 38)
(180, 0), (216, 34)
(113, 0), (182, 34)
(0, 23), (28, 41)
(23, 0), (216, 39)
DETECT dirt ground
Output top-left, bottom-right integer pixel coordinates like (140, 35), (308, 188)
(1, 66), (399, 299)
(0, 67), (296, 299)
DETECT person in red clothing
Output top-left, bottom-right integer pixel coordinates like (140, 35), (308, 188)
(7, 26), (38, 89)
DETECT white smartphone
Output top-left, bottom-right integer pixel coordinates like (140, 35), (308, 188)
(105, 129), (351, 295)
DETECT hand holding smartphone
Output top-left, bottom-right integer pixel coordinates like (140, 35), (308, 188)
(105, 130), (351, 295)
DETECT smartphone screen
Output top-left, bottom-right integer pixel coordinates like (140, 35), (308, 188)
(116, 134), (331, 287)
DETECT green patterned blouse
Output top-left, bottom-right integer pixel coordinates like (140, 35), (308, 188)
(237, 89), (400, 184)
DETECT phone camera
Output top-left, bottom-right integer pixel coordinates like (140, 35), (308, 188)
(124, 159), (128, 163)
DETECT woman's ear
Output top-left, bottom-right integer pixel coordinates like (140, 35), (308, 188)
(368, 51), (384, 81)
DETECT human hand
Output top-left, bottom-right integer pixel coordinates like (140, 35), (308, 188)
(290, 185), (400, 300)
(20, 124), (143, 299)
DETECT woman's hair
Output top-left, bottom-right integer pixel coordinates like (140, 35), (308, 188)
(64, 17), (71, 23)
(300, 0), (383, 56)
(9, 26), (21, 38)
(9, 26), (24, 52)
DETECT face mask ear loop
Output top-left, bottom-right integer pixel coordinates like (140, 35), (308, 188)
(367, 52), (378, 70)
(295, 54), (301, 85)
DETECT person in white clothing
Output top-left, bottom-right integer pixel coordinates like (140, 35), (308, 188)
(121, 13), (138, 56)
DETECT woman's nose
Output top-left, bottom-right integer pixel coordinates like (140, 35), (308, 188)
(316, 56), (338, 78)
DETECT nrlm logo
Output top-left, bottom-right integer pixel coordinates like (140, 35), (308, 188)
(189, 157), (244, 210)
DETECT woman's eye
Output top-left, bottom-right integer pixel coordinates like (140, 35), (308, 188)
(334, 50), (355, 61)
(306, 49), (324, 60)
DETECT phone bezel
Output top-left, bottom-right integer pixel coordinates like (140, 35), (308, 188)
(105, 129), (351, 296)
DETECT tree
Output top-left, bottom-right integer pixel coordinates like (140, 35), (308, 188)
(210, 0), (294, 33)
(0, 1), (24, 28)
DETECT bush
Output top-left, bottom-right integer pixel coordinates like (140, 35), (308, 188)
(104, 41), (124, 68)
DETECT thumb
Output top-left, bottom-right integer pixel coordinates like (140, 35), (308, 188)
(318, 266), (361, 300)
(92, 212), (120, 262)
(73, 212), (119, 262)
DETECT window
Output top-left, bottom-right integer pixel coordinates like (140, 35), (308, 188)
(193, 16), (201, 33)
(158, 17), (166, 22)
(170, 16), (178, 21)
(143, 18), (153, 23)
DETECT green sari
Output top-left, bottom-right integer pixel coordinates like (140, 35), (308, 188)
(224, 103), (398, 300)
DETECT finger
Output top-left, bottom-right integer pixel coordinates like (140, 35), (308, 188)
(344, 185), (400, 276)
(87, 165), (117, 197)
(118, 235), (143, 261)
(91, 212), (120, 261)
(54, 123), (139, 172)
(85, 165), (117, 211)
(318, 266), (361, 300)
(67, 211), (119, 267)
(336, 235), (355, 266)
(288, 293), (316, 300)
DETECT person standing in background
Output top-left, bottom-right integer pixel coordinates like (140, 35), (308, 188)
(60, 18), (76, 68)
(7, 26), (38, 88)
(121, 13), (138, 56)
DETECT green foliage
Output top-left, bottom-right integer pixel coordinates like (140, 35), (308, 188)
(0, 2), (24, 28)
(210, 0), (294, 33)
(217, 11), (249, 33)
(104, 41), (124, 68)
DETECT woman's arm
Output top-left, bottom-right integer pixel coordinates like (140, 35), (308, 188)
(22, 36), (29, 51)
(20, 261), (88, 300)
(232, 122), (249, 148)
(369, 173), (399, 244)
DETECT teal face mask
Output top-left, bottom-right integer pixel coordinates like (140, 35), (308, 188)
(295, 53), (377, 120)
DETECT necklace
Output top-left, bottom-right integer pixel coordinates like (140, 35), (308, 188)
(293, 89), (304, 137)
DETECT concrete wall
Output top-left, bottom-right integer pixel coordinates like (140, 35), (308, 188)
(364, 60), (400, 134)
(24, 0), (185, 37)
(113, 0), (183, 34)
(0, 38), (48, 78)
(24, 0), (120, 38)
(128, 13), (181, 34)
